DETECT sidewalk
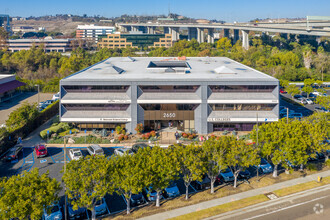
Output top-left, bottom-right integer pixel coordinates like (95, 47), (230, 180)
(139, 170), (330, 220)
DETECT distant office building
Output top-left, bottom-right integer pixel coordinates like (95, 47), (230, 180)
(0, 14), (11, 33)
(7, 37), (73, 52)
(0, 74), (25, 103)
(76, 24), (116, 43)
(12, 26), (39, 33)
(97, 33), (172, 49)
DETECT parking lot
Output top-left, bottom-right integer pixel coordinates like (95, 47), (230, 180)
(0, 146), (200, 219)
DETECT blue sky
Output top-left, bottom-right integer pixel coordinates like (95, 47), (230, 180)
(1, 0), (329, 22)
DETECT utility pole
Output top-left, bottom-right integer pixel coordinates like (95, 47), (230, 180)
(286, 107), (289, 124)
(64, 136), (67, 220)
(256, 112), (259, 182)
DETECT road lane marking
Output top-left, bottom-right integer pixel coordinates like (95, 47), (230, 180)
(244, 195), (329, 220)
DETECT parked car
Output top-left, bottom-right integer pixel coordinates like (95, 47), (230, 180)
(35, 144), (47, 158)
(3, 145), (23, 161)
(132, 143), (151, 153)
(130, 193), (146, 207)
(114, 148), (134, 156)
(194, 175), (212, 190)
(219, 168), (234, 182)
(293, 94), (303, 99)
(302, 92), (316, 99)
(279, 88), (287, 94)
(43, 100), (54, 105)
(312, 91), (323, 97)
(305, 98), (313, 104)
(296, 98), (307, 105)
(238, 169), (251, 179)
(94, 198), (108, 216)
(68, 200), (86, 220)
(43, 203), (62, 220)
(87, 145), (104, 156)
(69, 148), (83, 160)
(52, 92), (60, 101)
(165, 182), (180, 198)
(145, 186), (163, 201)
(255, 158), (273, 174)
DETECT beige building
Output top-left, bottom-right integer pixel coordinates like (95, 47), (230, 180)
(97, 33), (172, 49)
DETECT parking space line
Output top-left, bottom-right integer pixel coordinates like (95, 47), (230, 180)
(86, 209), (90, 220)
(121, 194), (127, 205)
(17, 148), (26, 173)
(26, 151), (35, 172)
(190, 184), (197, 193)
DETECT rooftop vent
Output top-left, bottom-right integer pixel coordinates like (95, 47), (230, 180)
(122, 56), (136, 62)
(101, 65), (125, 74)
(214, 66), (236, 74)
(147, 61), (190, 74)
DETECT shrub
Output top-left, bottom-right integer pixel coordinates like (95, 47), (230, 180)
(135, 123), (144, 134)
(325, 159), (330, 167)
(182, 133), (188, 138)
(124, 135), (128, 140)
(115, 126), (122, 134)
(118, 134), (125, 141)
(306, 163), (318, 171)
(222, 130), (229, 135)
(150, 130), (156, 137)
(188, 134), (194, 140)
(121, 129), (126, 135)
(40, 122), (71, 139)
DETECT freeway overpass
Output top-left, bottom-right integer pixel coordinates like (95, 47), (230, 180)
(117, 21), (330, 49)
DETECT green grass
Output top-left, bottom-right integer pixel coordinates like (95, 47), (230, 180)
(169, 195), (268, 220)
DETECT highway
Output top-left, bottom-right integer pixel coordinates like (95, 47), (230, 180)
(205, 185), (330, 220)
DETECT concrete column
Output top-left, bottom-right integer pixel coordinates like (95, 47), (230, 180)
(131, 26), (138, 32)
(147, 26), (155, 34)
(242, 30), (249, 50)
(197, 28), (202, 43)
(171, 27), (180, 41)
(207, 28), (214, 43)
(224, 28), (230, 38)
(188, 27), (197, 41)
(233, 29), (240, 44)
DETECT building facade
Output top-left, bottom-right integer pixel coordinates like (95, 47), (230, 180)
(60, 57), (279, 134)
(97, 33), (172, 49)
(76, 24), (115, 43)
(7, 37), (73, 52)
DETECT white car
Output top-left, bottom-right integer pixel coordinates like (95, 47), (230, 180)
(305, 98), (313, 104)
(69, 148), (83, 160)
(52, 92), (60, 101)
(114, 148), (134, 156)
(312, 91), (323, 97)
(87, 145), (104, 156)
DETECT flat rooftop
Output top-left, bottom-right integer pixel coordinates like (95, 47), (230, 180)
(62, 57), (278, 83)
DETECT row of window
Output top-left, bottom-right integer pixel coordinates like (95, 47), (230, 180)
(140, 104), (199, 111)
(63, 85), (276, 93)
(63, 104), (129, 111)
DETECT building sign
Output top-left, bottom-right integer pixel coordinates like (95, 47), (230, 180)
(163, 113), (176, 118)
(100, 118), (130, 122)
(144, 110), (194, 121)
(208, 118), (231, 122)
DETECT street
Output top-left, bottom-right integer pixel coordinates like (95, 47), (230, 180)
(207, 185), (330, 220)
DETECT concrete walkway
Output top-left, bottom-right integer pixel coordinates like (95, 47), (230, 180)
(139, 170), (330, 220)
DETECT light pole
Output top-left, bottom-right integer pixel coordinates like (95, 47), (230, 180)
(286, 107), (289, 124)
(35, 84), (40, 110)
(256, 112), (260, 182)
(63, 136), (68, 220)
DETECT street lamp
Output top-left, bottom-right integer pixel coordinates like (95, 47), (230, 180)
(63, 135), (70, 220)
(35, 84), (40, 110)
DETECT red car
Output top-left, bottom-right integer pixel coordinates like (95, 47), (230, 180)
(280, 88), (287, 94)
(35, 144), (47, 158)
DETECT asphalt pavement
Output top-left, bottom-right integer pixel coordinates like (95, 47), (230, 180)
(207, 185), (330, 220)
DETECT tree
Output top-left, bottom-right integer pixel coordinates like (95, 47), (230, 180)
(171, 144), (205, 200)
(111, 152), (147, 214)
(202, 137), (229, 193)
(285, 84), (300, 98)
(142, 146), (179, 207)
(5, 101), (39, 131)
(226, 137), (259, 188)
(217, 37), (232, 53)
(250, 119), (287, 177)
(0, 168), (61, 220)
(62, 155), (114, 220)
(302, 78), (314, 98)
(0, 27), (8, 49)
(316, 96), (330, 110)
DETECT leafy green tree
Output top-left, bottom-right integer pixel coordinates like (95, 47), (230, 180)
(250, 119), (287, 177)
(171, 144), (205, 200)
(5, 101), (39, 131)
(302, 78), (314, 98)
(217, 37), (232, 53)
(202, 137), (229, 193)
(62, 155), (114, 220)
(285, 84), (300, 98)
(316, 96), (330, 110)
(111, 152), (147, 214)
(142, 146), (179, 207)
(226, 137), (259, 188)
(0, 168), (61, 220)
